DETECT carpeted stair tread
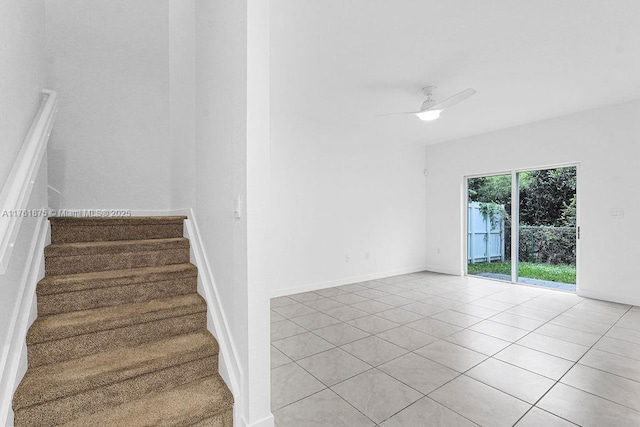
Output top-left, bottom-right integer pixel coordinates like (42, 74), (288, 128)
(28, 294), (206, 345)
(60, 375), (233, 427)
(45, 238), (189, 257)
(50, 216), (188, 243)
(37, 263), (197, 295)
(49, 216), (188, 226)
(13, 331), (218, 410)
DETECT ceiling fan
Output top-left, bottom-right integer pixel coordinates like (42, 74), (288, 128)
(378, 86), (477, 121)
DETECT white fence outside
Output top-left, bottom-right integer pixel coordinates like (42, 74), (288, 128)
(468, 202), (505, 263)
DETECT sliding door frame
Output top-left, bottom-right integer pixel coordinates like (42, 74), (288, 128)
(463, 162), (580, 290)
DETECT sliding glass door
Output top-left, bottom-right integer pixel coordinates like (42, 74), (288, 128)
(467, 166), (577, 291)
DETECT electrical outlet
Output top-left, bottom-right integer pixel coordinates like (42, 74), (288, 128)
(365, 251), (370, 260)
(345, 255), (350, 263)
(437, 247), (441, 254)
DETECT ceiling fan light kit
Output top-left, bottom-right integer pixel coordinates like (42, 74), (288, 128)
(379, 86), (476, 121)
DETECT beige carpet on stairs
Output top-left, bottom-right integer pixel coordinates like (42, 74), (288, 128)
(12, 216), (233, 426)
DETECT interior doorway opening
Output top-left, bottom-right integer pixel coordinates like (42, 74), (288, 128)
(466, 166), (577, 292)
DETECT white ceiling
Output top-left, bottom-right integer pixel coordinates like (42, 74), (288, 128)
(270, 0), (640, 145)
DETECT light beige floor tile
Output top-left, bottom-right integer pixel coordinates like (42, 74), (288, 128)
(616, 315), (640, 332)
(550, 314), (611, 335)
(288, 291), (326, 303)
(271, 311), (285, 323)
(579, 348), (640, 383)
(271, 345), (292, 369)
(297, 348), (372, 386)
(312, 322), (370, 346)
(272, 331), (334, 360)
(406, 317), (463, 338)
(430, 310), (483, 328)
(439, 291), (480, 303)
(515, 407), (577, 427)
(452, 303), (501, 319)
(274, 388), (374, 427)
(347, 314), (399, 334)
(606, 326), (640, 345)
(330, 293), (369, 305)
(340, 335), (408, 366)
(594, 336), (640, 361)
(324, 305), (370, 322)
(538, 383), (640, 426)
(351, 300), (395, 314)
(429, 375), (531, 427)
(376, 326), (439, 351)
(378, 352), (459, 394)
(466, 358), (555, 404)
(403, 302), (447, 316)
(379, 397), (477, 427)
(313, 287), (347, 297)
(517, 332), (589, 361)
(271, 319), (307, 341)
(489, 312), (545, 331)
(415, 340), (486, 372)
(396, 290), (432, 301)
(376, 284), (407, 294)
(561, 363), (640, 411)
(521, 298), (573, 314)
(332, 369), (422, 424)
(445, 329), (511, 356)
(506, 305), (558, 321)
(469, 320), (529, 342)
(374, 294), (414, 307)
(273, 302), (318, 319)
(271, 362), (325, 410)
(303, 297), (345, 311)
(470, 297), (516, 311)
(487, 291), (534, 305)
(271, 296), (297, 308)
(535, 323), (601, 347)
(354, 289), (390, 299)
(563, 307), (622, 325)
(335, 283), (369, 293)
(376, 307), (424, 324)
(494, 344), (574, 380)
(573, 299), (630, 315)
(425, 296), (464, 309)
(289, 312), (341, 331)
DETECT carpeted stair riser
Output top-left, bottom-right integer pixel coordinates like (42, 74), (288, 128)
(45, 241), (190, 275)
(28, 312), (207, 367)
(27, 295), (207, 347)
(37, 264), (197, 315)
(38, 277), (197, 316)
(61, 375), (233, 427)
(49, 216), (187, 244)
(15, 357), (217, 427)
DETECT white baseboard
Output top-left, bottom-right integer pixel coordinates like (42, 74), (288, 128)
(577, 288), (640, 307)
(240, 412), (275, 427)
(270, 265), (430, 298)
(0, 218), (48, 426)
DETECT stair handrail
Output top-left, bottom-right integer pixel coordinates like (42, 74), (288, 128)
(0, 89), (58, 274)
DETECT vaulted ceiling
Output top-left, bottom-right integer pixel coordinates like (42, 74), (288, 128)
(271, 0), (640, 145)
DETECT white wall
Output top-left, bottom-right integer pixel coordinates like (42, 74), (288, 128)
(425, 100), (640, 306)
(46, 0), (173, 210)
(269, 117), (428, 296)
(195, 1), (272, 425)
(169, 0), (197, 210)
(0, 0), (46, 185)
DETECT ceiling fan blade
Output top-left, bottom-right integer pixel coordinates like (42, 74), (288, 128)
(427, 88), (476, 111)
(374, 111), (422, 117)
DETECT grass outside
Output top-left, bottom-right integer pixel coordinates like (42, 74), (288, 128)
(467, 261), (576, 284)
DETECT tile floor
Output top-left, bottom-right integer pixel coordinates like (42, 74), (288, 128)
(270, 271), (640, 426)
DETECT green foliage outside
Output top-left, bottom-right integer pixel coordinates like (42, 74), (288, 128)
(467, 261), (576, 284)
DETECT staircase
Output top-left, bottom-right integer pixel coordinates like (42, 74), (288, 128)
(12, 216), (233, 426)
